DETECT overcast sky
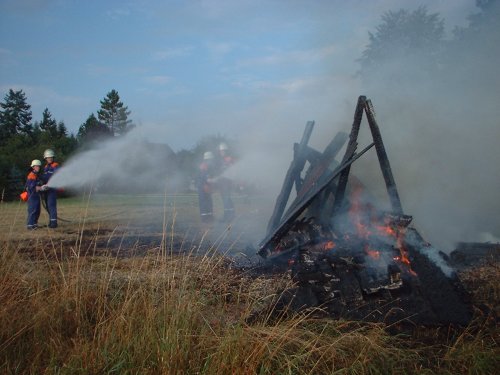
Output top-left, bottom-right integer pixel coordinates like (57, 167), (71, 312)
(0, 0), (477, 150)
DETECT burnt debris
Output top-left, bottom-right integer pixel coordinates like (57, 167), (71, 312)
(254, 96), (472, 326)
(447, 242), (500, 269)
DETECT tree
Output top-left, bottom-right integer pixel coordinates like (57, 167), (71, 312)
(0, 89), (33, 142)
(447, 0), (500, 88)
(0, 89), (78, 200)
(97, 90), (133, 136)
(38, 108), (58, 137)
(358, 6), (445, 83)
(53, 133), (78, 160)
(467, 0), (500, 30)
(57, 121), (68, 138)
(77, 113), (111, 143)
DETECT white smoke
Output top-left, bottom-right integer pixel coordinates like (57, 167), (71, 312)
(478, 232), (500, 244)
(48, 128), (177, 192)
(36, 1), (499, 252)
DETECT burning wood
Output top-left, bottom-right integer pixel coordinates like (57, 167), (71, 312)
(253, 96), (472, 326)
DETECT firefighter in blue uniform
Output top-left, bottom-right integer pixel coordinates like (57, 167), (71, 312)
(26, 159), (43, 230)
(41, 148), (59, 228)
(217, 143), (235, 222)
(197, 151), (215, 222)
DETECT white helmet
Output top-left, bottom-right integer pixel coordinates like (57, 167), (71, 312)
(218, 142), (228, 151)
(43, 149), (55, 159)
(31, 159), (42, 167)
(203, 151), (214, 160)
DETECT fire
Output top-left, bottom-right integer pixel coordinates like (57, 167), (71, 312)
(375, 224), (396, 237)
(348, 184), (417, 275)
(365, 245), (380, 259)
(348, 185), (373, 239)
(323, 241), (335, 250)
(311, 241), (336, 252)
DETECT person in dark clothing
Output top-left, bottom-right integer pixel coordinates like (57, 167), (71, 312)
(197, 151), (215, 223)
(26, 159), (43, 230)
(41, 148), (59, 228)
(217, 143), (235, 222)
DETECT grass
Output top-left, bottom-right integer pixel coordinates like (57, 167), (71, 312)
(0, 194), (498, 374)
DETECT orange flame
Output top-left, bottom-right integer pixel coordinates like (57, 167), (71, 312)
(323, 241), (335, 250)
(365, 246), (381, 260)
(348, 184), (418, 275)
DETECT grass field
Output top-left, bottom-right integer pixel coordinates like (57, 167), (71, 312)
(0, 194), (498, 374)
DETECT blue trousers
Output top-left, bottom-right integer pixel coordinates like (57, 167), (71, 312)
(45, 189), (58, 227)
(218, 177), (234, 221)
(198, 187), (213, 222)
(27, 193), (41, 228)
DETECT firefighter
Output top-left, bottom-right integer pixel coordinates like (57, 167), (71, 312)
(41, 148), (59, 228)
(218, 142), (233, 168)
(217, 142), (235, 222)
(196, 151), (215, 222)
(26, 159), (44, 230)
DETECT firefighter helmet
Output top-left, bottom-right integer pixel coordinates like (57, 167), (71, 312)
(203, 151), (214, 160)
(31, 159), (42, 167)
(43, 149), (55, 159)
(218, 143), (228, 151)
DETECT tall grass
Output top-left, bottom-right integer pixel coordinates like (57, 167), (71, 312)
(0, 196), (498, 374)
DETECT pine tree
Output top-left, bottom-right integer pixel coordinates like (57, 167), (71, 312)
(97, 90), (132, 136)
(57, 121), (68, 138)
(77, 113), (111, 143)
(39, 108), (58, 137)
(0, 89), (33, 142)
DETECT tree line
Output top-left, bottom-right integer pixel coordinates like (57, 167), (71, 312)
(0, 89), (134, 199)
(0, 88), (233, 199)
(358, 0), (499, 91)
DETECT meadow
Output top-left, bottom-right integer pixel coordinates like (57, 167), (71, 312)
(0, 193), (498, 374)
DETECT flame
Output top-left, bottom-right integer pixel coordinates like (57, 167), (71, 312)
(323, 241), (335, 250)
(349, 185), (372, 239)
(365, 245), (381, 260)
(310, 241), (336, 252)
(375, 224), (396, 237)
(348, 184), (417, 275)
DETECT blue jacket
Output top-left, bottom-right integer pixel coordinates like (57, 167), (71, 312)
(42, 161), (59, 184)
(26, 170), (40, 196)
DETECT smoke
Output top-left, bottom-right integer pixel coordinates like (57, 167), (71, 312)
(207, 2), (500, 252)
(48, 129), (179, 193)
(323, 2), (500, 251)
(350, 4), (500, 249)
(478, 232), (500, 244)
(405, 229), (456, 278)
(35, 1), (500, 253)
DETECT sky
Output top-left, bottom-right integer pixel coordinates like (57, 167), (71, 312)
(0, 0), (476, 150)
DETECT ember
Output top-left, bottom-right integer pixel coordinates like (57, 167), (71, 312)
(254, 96), (472, 326)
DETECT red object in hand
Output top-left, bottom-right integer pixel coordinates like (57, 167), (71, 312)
(20, 191), (29, 202)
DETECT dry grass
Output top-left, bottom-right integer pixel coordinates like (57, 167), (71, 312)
(0, 195), (498, 374)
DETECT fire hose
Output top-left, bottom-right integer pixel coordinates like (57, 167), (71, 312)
(40, 190), (71, 222)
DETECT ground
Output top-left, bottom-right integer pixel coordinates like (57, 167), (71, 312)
(0, 193), (498, 374)
(0, 192), (270, 261)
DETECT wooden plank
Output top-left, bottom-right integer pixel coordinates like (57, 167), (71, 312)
(266, 121), (315, 234)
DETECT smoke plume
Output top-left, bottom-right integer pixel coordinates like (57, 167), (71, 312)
(44, 1), (500, 252)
